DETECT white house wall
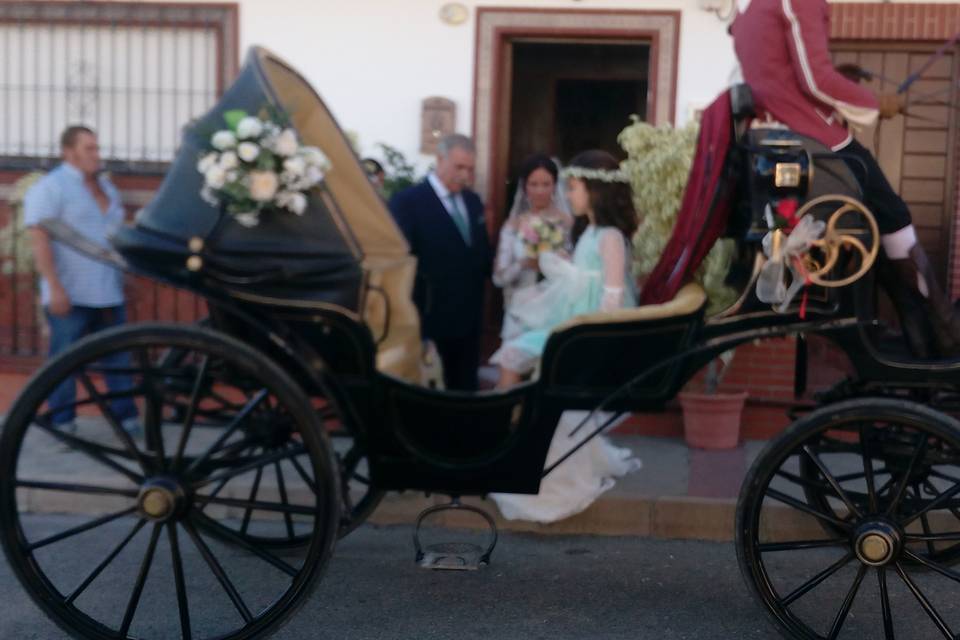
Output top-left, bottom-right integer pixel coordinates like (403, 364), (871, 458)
(29, 0), (960, 170)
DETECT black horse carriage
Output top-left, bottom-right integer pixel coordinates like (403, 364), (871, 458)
(5, 47), (960, 640)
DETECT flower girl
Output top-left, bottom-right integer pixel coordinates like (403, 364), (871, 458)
(489, 149), (642, 523)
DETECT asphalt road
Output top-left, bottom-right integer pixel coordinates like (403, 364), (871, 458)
(0, 517), (954, 639)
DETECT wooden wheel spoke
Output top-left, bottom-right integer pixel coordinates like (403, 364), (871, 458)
(886, 435), (928, 518)
(167, 524), (193, 640)
(182, 520), (253, 624)
(136, 349), (166, 464)
(758, 538), (847, 553)
(274, 462), (296, 540)
(27, 506), (138, 552)
(66, 519), (147, 605)
(195, 445), (307, 489)
(877, 568), (895, 640)
(240, 458), (264, 537)
(189, 515), (299, 578)
(802, 445), (862, 518)
(184, 388), (269, 477)
(194, 494), (317, 517)
(894, 562), (955, 639)
(766, 488), (853, 529)
(288, 447), (318, 493)
(902, 548), (960, 585)
(32, 422), (143, 484)
(77, 372), (151, 474)
(173, 355), (210, 470)
(906, 532), (960, 543)
(827, 564), (867, 640)
(902, 480), (960, 528)
(780, 553), (854, 607)
(860, 425), (879, 513)
(119, 523), (163, 636)
(17, 479), (139, 498)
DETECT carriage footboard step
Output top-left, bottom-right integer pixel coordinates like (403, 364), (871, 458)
(413, 498), (498, 571)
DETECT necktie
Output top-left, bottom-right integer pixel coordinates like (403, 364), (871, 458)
(448, 195), (472, 245)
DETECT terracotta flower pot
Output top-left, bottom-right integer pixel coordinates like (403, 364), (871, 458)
(678, 391), (748, 450)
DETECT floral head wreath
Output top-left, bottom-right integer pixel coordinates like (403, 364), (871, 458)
(560, 165), (630, 184)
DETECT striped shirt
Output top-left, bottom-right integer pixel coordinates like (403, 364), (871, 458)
(23, 163), (126, 308)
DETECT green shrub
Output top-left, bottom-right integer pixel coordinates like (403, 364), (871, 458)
(0, 171), (44, 275)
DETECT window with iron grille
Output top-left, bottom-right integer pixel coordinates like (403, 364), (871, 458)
(0, 1), (239, 174)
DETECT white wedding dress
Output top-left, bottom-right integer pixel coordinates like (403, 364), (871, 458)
(492, 410), (641, 523)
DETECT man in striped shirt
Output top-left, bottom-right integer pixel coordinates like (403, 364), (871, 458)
(731, 0), (960, 358)
(24, 125), (140, 435)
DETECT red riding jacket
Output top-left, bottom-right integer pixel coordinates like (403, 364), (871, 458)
(730, 0), (879, 150)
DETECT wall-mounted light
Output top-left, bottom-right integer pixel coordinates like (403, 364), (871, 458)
(699, 0), (736, 21)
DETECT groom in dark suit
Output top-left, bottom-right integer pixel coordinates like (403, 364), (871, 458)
(388, 134), (492, 390)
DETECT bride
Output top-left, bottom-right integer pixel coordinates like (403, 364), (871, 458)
(490, 150), (642, 523)
(493, 154), (572, 340)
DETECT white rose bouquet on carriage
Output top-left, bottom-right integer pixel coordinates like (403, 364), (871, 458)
(197, 108), (330, 228)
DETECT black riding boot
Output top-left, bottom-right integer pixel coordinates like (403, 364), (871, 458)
(888, 244), (960, 358)
(877, 255), (933, 358)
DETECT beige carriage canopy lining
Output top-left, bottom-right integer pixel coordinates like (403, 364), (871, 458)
(259, 48), (423, 381)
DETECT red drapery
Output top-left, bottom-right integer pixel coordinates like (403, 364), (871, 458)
(639, 91), (736, 305)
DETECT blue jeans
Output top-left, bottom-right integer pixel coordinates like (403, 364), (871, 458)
(45, 305), (139, 426)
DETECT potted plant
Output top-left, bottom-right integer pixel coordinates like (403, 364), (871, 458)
(678, 351), (748, 449)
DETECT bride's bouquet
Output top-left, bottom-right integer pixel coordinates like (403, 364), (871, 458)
(197, 109), (330, 228)
(519, 215), (566, 260)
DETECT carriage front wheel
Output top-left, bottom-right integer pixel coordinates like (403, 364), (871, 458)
(737, 398), (960, 639)
(0, 324), (340, 640)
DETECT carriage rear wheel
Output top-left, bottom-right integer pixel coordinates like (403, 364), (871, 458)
(159, 323), (382, 542)
(0, 324), (340, 640)
(737, 398), (960, 639)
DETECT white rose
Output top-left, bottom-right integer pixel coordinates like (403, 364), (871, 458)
(200, 186), (219, 206)
(304, 165), (325, 187)
(248, 170), (279, 202)
(235, 116), (264, 140)
(197, 152), (218, 174)
(219, 151), (238, 170)
(237, 142), (260, 163)
(274, 129), (299, 157)
(277, 190), (309, 215)
(204, 165), (228, 189)
(234, 212), (260, 227)
(283, 156), (307, 177)
(301, 146), (329, 169)
(211, 130), (237, 150)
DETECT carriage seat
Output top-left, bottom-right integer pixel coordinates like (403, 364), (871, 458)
(539, 283), (708, 410)
(554, 282), (706, 332)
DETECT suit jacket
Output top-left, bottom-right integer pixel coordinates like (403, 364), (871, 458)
(389, 180), (492, 340)
(731, 0), (879, 150)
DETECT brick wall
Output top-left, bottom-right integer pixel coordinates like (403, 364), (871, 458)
(830, 3), (960, 298)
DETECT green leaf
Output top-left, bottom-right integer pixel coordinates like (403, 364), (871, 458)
(257, 151), (276, 171)
(223, 109), (249, 132)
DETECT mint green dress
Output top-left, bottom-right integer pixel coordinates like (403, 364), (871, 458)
(491, 225), (636, 374)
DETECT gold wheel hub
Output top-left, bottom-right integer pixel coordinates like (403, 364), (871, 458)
(854, 522), (901, 567)
(141, 489), (174, 519)
(859, 534), (892, 564)
(137, 478), (184, 522)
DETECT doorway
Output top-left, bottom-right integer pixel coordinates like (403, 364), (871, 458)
(504, 40), (650, 217)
